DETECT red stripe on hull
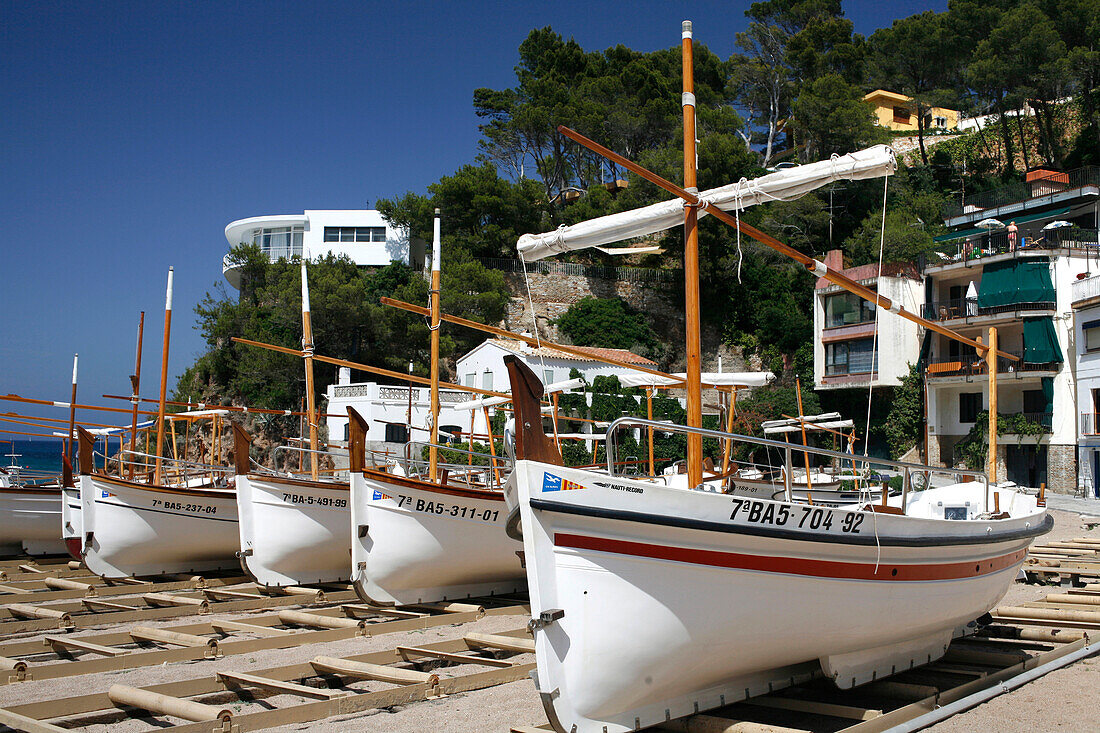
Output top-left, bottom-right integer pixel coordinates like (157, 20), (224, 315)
(65, 537), (83, 560)
(554, 533), (1026, 581)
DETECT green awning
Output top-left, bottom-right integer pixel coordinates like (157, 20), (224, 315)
(1041, 377), (1054, 411)
(977, 259), (1054, 308)
(1023, 317), (1063, 363)
(934, 205), (1074, 243)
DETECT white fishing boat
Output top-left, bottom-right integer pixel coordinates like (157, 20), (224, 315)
(0, 449), (66, 556)
(499, 22), (1052, 732)
(504, 357), (1049, 733)
(76, 424), (240, 578)
(233, 425), (352, 587)
(348, 406), (524, 605)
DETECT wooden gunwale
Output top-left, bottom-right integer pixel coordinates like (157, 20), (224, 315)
(0, 486), (63, 497)
(88, 473), (233, 500)
(244, 474), (348, 492)
(360, 467), (505, 502)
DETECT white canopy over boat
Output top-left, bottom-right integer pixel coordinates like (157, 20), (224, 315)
(517, 146), (896, 261)
(451, 377), (586, 412)
(619, 371), (775, 389)
(761, 412), (855, 434)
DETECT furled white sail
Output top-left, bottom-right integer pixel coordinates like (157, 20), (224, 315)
(517, 145), (896, 261)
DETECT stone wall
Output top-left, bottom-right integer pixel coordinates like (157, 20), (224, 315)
(1047, 443), (1077, 495)
(498, 269), (747, 373)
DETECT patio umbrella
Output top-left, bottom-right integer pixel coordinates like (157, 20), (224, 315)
(1042, 220), (1073, 230)
(976, 218), (1004, 229)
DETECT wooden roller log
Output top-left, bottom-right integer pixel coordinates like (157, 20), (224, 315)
(1045, 593), (1100, 606)
(0, 656), (27, 673)
(995, 605), (1100, 623)
(67, 561), (82, 570)
(108, 684), (232, 722)
(142, 592), (208, 609)
(129, 626), (218, 650)
(271, 586), (325, 602)
(6, 604), (71, 622)
(410, 601), (485, 616)
(278, 610), (363, 630)
(464, 632), (535, 654)
(309, 656), (438, 686)
(43, 577), (96, 593)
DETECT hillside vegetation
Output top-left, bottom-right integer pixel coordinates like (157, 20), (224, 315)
(181, 1), (1100, 457)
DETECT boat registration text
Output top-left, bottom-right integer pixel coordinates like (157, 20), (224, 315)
(391, 494), (500, 523)
(282, 493), (348, 508)
(150, 499), (218, 515)
(730, 497), (865, 534)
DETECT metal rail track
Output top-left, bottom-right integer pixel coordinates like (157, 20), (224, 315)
(0, 625), (536, 732)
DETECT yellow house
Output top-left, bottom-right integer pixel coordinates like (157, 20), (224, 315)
(862, 89), (959, 132)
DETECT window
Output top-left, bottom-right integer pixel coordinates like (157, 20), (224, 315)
(543, 369), (554, 385)
(482, 371), (493, 391)
(343, 423), (350, 442)
(825, 339), (879, 376)
(249, 227), (303, 259)
(464, 372), (476, 387)
(934, 116), (947, 129)
(825, 292), (876, 328)
(1023, 390), (1046, 414)
(892, 106), (910, 124)
(384, 423), (409, 443)
(323, 226), (386, 243)
(959, 393), (982, 423)
(1085, 320), (1100, 352)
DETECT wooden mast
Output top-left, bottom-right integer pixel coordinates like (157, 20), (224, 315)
(66, 353), (78, 468)
(127, 312), (145, 479)
(429, 209), (442, 482)
(154, 266), (173, 486)
(987, 327), (998, 483)
(300, 257), (319, 480)
(682, 20), (703, 490)
(795, 377), (814, 501)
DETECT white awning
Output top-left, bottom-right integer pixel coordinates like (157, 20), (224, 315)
(517, 146), (896, 261)
(618, 371), (776, 389)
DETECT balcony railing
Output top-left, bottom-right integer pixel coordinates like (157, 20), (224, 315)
(920, 297), (1055, 321)
(1072, 274), (1100, 305)
(925, 351), (1060, 378)
(923, 228), (1100, 269)
(943, 165), (1100, 218)
(1013, 412), (1054, 433)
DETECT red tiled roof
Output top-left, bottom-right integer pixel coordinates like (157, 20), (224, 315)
(815, 261), (920, 289)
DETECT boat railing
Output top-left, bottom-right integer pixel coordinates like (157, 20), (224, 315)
(113, 450), (234, 487)
(401, 441), (511, 490)
(604, 417), (989, 512)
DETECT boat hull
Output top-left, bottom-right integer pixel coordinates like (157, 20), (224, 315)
(350, 469), (525, 605)
(79, 474), (239, 578)
(0, 487), (65, 556)
(62, 486), (83, 559)
(509, 461), (1050, 733)
(236, 474), (350, 587)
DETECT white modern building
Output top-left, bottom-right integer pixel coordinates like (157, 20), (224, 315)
(813, 249), (924, 391)
(323, 339), (661, 455)
(1073, 274), (1100, 498)
(920, 165), (1100, 492)
(456, 339), (659, 393)
(222, 210), (423, 289)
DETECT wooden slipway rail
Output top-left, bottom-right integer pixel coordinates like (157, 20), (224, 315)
(513, 583), (1099, 733)
(0, 626), (535, 732)
(0, 600), (526, 685)
(0, 583), (360, 635)
(0, 573), (250, 603)
(1021, 535), (1100, 586)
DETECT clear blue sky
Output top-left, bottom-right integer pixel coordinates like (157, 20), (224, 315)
(0, 0), (946, 437)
